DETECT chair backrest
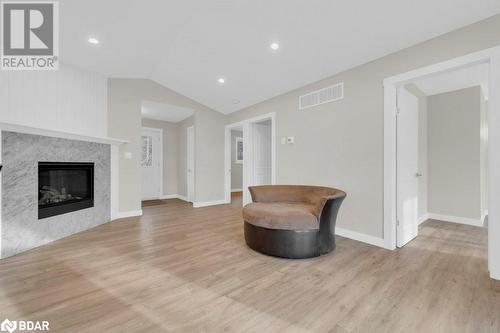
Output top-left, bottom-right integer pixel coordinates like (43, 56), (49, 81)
(249, 185), (342, 207)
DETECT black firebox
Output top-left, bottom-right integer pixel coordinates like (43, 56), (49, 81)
(38, 162), (94, 219)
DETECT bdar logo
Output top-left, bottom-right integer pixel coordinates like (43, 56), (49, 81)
(0, 318), (49, 332)
(0, 319), (17, 333)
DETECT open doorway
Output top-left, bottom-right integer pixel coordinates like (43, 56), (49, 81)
(250, 119), (272, 187)
(140, 100), (194, 207)
(229, 126), (243, 206)
(141, 127), (163, 200)
(395, 63), (489, 247)
(225, 112), (276, 207)
(384, 47), (500, 280)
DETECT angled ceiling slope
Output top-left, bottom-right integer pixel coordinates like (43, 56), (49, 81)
(412, 63), (489, 99)
(60, 0), (500, 114)
(141, 101), (194, 123)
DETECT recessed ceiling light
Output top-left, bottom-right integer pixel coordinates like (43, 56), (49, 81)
(270, 42), (280, 51)
(217, 77), (225, 84)
(88, 37), (99, 45)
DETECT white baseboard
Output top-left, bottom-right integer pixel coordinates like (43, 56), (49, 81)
(159, 194), (179, 199)
(231, 189), (243, 192)
(116, 210), (143, 219)
(418, 214), (430, 225)
(482, 210), (489, 223)
(177, 195), (188, 202)
(335, 227), (386, 248)
(427, 213), (484, 227)
(142, 196), (159, 201)
(193, 199), (227, 208)
(156, 194), (190, 202)
(491, 267), (500, 281)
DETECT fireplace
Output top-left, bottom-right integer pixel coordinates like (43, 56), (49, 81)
(38, 162), (94, 219)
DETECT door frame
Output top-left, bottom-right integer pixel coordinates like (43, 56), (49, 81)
(187, 125), (195, 203)
(141, 126), (163, 200)
(383, 45), (500, 280)
(225, 125), (244, 201)
(224, 112), (276, 205)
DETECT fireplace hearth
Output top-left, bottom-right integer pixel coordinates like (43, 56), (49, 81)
(38, 162), (94, 219)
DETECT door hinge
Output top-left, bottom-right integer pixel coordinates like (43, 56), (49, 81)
(397, 219), (400, 226)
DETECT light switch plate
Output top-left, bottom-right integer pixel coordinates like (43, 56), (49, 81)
(281, 137), (286, 145)
(124, 152), (133, 159)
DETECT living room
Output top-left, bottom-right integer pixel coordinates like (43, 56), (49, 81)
(1, 1), (500, 332)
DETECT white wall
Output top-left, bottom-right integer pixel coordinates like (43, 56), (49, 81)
(427, 87), (482, 220)
(0, 64), (107, 138)
(231, 130), (243, 191)
(141, 118), (179, 196)
(224, 15), (500, 239)
(108, 80), (142, 213)
(194, 108), (226, 203)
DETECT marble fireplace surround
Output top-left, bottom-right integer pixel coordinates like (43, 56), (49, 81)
(0, 125), (125, 258)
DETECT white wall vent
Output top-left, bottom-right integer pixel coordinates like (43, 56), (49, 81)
(299, 82), (344, 110)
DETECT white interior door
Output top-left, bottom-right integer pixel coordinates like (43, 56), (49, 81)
(397, 87), (419, 247)
(252, 122), (272, 185)
(141, 128), (162, 200)
(187, 126), (195, 202)
(237, 115), (275, 206)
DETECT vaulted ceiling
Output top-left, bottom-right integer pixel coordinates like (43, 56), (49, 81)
(60, 0), (500, 113)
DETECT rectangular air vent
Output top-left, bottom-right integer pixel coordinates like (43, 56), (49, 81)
(299, 82), (344, 110)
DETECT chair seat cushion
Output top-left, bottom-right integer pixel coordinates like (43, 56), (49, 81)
(243, 202), (319, 231)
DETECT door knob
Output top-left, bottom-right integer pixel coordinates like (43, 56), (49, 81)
(415, 172), (423, 178)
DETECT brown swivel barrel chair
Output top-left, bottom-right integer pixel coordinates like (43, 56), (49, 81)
(243, 185), (346, 259)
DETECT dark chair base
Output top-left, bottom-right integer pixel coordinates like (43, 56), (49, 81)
(244, 222), (336, 259)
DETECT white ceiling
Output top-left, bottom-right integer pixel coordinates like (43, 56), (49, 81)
(60, 0), (500, 114)
(413, 63), (489, 99)
(141, 101), (194, 123)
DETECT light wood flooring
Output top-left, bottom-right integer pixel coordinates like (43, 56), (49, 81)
(0, 197), (499, 332)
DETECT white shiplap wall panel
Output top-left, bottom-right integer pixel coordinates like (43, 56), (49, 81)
(0, 64), (107, 138)
(0, 72), (8, 122)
